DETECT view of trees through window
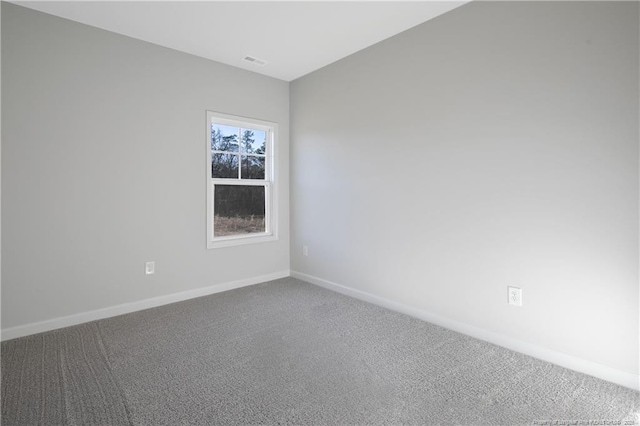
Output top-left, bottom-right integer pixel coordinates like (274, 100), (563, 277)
(214, 185), (265, 237)
(211, 124), (266, 179)
(211, 123), (268, 237)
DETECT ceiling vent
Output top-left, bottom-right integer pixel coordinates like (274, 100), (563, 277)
(242, 55), (268, 66)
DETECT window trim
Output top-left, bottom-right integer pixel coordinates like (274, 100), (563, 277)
(206, 111), (278, 249)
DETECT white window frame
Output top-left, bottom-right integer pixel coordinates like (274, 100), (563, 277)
(206, 111), (278, 249)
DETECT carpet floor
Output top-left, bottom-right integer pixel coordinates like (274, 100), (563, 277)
(2, 277), (639, 425)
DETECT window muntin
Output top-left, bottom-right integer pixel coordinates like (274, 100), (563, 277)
(206, 112), (276, 248)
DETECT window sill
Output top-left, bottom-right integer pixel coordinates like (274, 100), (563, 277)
(207, 233), (277, 249)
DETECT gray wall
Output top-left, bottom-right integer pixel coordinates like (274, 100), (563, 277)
(291, 2), (639, 375)
(1, 3), (290, 329)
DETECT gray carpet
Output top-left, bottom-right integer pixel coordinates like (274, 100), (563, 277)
(2, 277), (639, 425)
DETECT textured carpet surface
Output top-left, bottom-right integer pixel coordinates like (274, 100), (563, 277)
(2, 277), (639, 425)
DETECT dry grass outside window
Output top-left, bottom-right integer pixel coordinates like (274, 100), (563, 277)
(214, 215), (265, 237)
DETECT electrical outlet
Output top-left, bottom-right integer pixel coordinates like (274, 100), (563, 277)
(302, 245), (309, 257)
(145, 261), (155, 275)
(507, 286), (522, 306)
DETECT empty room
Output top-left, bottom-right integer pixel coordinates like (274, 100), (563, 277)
(1, 0), (639, 424)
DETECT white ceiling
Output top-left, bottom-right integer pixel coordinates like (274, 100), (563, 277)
(14, 1), (469, 81)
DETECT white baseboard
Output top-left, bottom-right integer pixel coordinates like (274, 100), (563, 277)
(1, 270), (290, 341)
(291, 270), (640, 391)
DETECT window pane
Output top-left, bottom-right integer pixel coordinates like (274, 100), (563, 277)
(211, 153), (238, 178)
(241, 155), (265, 180)
(214, 185), (266, 237)
(240, 128), (266, 154)
(211, 123), (239, 152)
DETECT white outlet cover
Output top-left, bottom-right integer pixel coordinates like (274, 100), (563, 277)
(145, 261), (155, 275)
(508, 286), (522, 306)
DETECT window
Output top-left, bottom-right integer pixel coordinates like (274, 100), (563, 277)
(206, 111), (277, 248)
